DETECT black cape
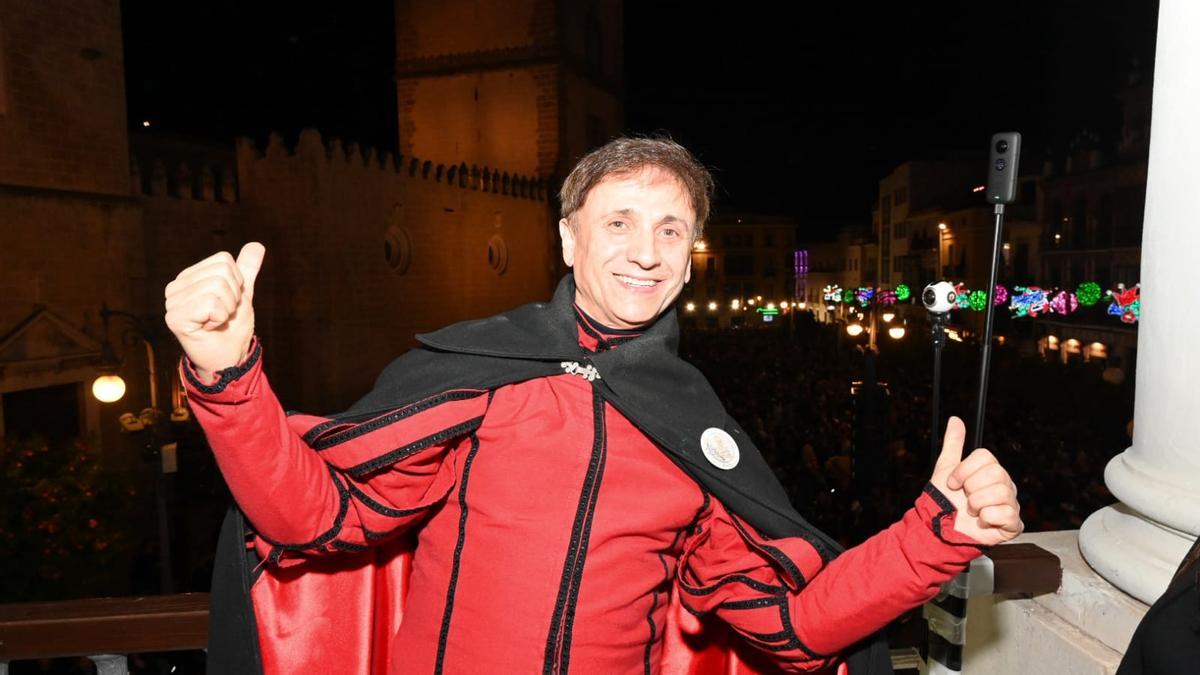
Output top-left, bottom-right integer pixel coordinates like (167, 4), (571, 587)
(208, 275), (893, 674)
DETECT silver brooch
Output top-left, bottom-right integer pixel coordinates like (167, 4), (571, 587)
(560, 361), (601, 382)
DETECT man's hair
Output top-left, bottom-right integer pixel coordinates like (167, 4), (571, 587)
(559, 136), (715, 238)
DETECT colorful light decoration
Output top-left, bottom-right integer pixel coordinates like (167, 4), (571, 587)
(1077, 281), (1102, 307)
(816, 280), (1139, 324)
(953, 283), (971, 310)
(1048, 290), (1079, 316)
(1011, 286), (1050, 318)
(968, 290), (989, 312)
(1107, 284), (1141, 324)
(994, 284), (1009, 306)
(855, 287), (875, 307)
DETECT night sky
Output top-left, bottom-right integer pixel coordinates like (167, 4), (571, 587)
(122, 1), (1159, 234)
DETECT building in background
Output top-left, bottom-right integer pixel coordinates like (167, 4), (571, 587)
(682, 213), (799, 329)
(0, 0), (623, 451)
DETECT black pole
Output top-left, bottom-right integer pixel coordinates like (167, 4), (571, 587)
(972, 204), (1006, 451)
(929, 311), (947, 465)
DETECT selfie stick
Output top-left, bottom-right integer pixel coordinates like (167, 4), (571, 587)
(972, 132), (1021, 450)
(923, 133), (1022, 675)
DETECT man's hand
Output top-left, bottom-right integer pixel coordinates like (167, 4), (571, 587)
(929, 416), (1024, 546)
(164, 242), (265, 384)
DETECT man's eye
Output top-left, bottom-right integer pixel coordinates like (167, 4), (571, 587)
(661, 228), (680, 238)
(609, 221), (628, 230)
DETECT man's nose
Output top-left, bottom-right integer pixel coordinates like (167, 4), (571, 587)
(627, 229), (661, 268)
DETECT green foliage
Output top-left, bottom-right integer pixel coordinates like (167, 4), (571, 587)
(0, 436), (137, 601)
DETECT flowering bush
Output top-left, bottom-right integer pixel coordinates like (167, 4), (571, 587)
(0, 436), (137, 601)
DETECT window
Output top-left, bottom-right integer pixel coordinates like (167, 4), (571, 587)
(725, 254), (754, 277)
(881, 195), (892, 227)
(894, 187), (908, 206)
(706, 257), (717, 279)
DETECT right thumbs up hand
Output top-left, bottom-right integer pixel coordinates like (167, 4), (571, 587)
(165, 242), (265, 384)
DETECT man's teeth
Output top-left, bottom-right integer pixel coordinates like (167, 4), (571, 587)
(617, 275), (657, 287)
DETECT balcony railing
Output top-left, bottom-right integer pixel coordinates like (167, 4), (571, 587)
(0, 593), (208, 675)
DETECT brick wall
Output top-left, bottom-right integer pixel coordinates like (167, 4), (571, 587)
(0, 0), (129, 195)
(233, 129), (555, 413)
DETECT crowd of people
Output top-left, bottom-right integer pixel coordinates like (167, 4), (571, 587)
(680, 312), (1136, 548)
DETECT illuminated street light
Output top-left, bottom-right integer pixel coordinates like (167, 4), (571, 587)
(881, 312), (895, 323)
(846, 323), (864, 337)
(92, 374), (127, 403)
(693, 240), (708, 251)
(731, 299), (741, 310)
(707, 301), (718, 311)
(938, 222), (948, 231)
(685, 302), (695, 312)
(780, 301), (789, 309)
(888, 326), (907, 340)
(142, 120), (151, 128)
(747, 298), (756, 306)
(798, 302), (807, 310)
(766, 302), (776, 310)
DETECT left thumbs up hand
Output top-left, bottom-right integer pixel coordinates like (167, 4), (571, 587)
(929, 417), (1024, 547)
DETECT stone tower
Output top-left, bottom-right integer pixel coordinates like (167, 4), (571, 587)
(393, 0), (624, 185)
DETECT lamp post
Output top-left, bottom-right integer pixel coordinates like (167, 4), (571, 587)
(91, 305), (176, 594)
(937, 222), (949, 277)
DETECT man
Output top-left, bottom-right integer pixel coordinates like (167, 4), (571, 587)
(167, 137), (1022, 674)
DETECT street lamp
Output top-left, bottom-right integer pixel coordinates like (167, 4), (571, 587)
(92, 305), (176, 594)
(938, 222), (949, 277)
(846, 323), (865, 337)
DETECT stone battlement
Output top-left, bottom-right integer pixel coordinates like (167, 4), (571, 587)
(238, 128), (549, 202)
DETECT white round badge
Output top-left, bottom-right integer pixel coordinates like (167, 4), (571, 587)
(700, 427), (740, 470)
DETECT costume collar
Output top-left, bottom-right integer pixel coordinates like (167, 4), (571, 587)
(416, 274), (679, 360)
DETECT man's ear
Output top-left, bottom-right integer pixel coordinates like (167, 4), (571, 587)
(558, 218), (576, 267)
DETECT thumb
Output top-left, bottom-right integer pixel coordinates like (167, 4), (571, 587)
(933, 416), (966, 480)
(236, 242), (266, 298)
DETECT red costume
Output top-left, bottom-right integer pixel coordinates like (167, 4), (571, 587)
(188, 280), (982, 674)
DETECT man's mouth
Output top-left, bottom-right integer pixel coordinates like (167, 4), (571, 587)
(614, 274), (660, 288)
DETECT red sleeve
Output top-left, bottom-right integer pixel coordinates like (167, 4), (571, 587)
(676, 484), (983, 672)
(182, 339), (489, 565)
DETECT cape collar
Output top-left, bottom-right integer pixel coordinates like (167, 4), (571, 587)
(416, 274), (679, 361)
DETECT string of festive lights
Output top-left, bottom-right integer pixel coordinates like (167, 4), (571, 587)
(819, 282), (1141, 323)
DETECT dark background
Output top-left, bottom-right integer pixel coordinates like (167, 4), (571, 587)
(122, 1), (1160, 234)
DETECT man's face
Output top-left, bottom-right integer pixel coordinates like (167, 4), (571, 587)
(560, 167), (695, 330)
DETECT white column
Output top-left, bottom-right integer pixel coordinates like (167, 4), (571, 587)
(1078, 0), (1200, 605)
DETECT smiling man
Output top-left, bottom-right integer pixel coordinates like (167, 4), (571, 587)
(170, 137), (1022, 675)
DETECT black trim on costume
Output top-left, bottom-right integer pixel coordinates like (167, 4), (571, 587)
(678, 573), (787, 597)
(643, 485), (707, 675)
(311, 390), (486, 450)
(434, 433), (482, 675)
(301, 419), (343, 445)
(922, 482), (987, 547)
(346, 416), (485, 476)
(182, 340), (262, 394)
(777, 590), (828, 659)
(728, 515), (807, 588)
(543, 387), (608, 675)
(262, 466), (353, 553)
(347, 481), (443, 519)
(643, 563), (662, 675)
(330, 540), (368, 552)
(719, 596), (780, 611)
